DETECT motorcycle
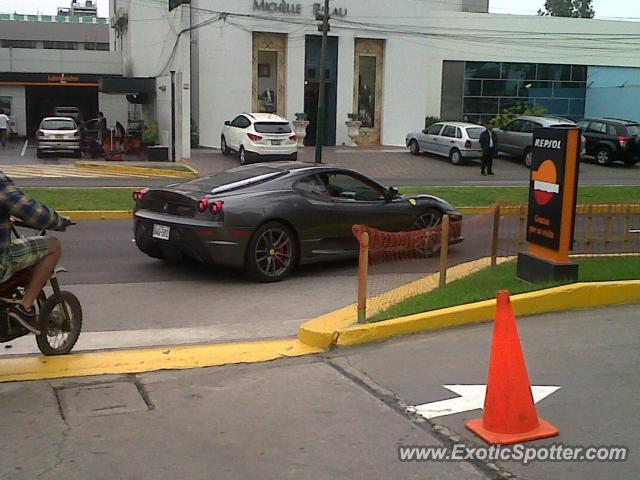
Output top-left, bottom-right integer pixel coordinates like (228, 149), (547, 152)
(0, 220), (82, 355)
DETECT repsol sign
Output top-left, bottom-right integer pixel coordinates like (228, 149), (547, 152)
(534, 138), (563, 149)
(253, 0), (302, 14)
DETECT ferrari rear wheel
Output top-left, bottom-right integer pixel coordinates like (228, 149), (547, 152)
(246, 222), (298, 282)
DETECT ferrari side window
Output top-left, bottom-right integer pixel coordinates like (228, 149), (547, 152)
(326, 173), (385, 201)
(293, 175), (329, 196)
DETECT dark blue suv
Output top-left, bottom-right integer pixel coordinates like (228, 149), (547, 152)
(576, 118), (640, 167)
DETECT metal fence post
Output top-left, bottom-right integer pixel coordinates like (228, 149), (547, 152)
(439, 215), (450, 288)
(357, 232), (369, 324)
(491, 204), (501, 267)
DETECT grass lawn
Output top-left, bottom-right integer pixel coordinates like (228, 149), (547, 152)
(369, 256), (640, 322)
(399, 185), (640, 207)
(23, 188), (136, 211)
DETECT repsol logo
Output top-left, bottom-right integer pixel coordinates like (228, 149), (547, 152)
(534, 139), (563, 149)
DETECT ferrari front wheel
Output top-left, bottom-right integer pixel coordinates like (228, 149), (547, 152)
(245, 222), (298, 282)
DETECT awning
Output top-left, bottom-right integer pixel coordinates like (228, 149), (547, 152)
(98, 76), (156, 95)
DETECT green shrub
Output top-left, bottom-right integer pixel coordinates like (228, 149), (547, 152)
(142, 121), (159, 145)
(424, 116), (441, 128)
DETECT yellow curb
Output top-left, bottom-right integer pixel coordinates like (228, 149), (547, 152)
(58, 210), (132, 220)
(459, 204), (640, 216)
(298, 256), (513, 349)
(75, 161), (198, 178)
(0, 339), (322, 383)
(334, 280), (640, 347)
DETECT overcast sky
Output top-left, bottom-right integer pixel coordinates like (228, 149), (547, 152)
(1, 0), (639, 20)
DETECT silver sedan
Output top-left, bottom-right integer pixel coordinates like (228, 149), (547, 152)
(406, 121), (484, 165)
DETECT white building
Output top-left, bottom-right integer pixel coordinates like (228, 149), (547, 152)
(110, 0), (640, 159)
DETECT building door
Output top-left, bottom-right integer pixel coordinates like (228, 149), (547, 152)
(25, 85), (98, 136)
(252, 33), (287, 115)
(304, 35), (338, 146)
(353, 39), (384, 145)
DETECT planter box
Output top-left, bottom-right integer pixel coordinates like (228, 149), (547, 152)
(146, 145), (169, 162)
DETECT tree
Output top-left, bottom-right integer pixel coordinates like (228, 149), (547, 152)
(538, 0), (595, 18)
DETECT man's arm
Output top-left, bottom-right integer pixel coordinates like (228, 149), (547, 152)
(0, 175), (67, 231)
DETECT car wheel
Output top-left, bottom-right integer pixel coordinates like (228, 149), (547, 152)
(36, 149), (45, 159)
(239, 146), (247, 165)
(449, 148), (462, 165)
(74, 149), (82, 159)
(291, 151), (298, 161)
(246, 222), (298, 283)
(595, 147), (613, 166)
(413, 208), (443, 257)
(221, 136), (230, 156)
(409, 140), (420, 155)
(523, 148), (533, 168)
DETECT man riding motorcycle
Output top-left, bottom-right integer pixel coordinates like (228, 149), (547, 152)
(0, 172), (71, 329)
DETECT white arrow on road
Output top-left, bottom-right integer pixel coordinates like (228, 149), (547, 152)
(407, 385), (561, 420)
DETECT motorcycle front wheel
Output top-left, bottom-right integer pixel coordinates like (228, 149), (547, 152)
(36, 291), (82, 356)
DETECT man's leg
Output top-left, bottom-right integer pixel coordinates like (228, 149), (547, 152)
(21, 237), (61, 310)
(0, 129), (6, 147)
(480, 151), (487, 175)
(487, 153), (494, 175)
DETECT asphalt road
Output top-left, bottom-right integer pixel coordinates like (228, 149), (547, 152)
(2, 143), (638, 187)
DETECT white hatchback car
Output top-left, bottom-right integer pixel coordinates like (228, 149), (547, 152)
(221, 113), (297, 165)
(36, 116), (81, 158)
(406, 121), (484, 165)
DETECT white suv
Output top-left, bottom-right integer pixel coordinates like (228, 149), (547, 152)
(221, 113), (297, 165)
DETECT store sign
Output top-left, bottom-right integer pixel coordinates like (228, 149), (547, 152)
(252, 1), (347, 17)
(253, 0), (302, 14)
(526, 128), (580, 253)
(47, 74), (80, 83)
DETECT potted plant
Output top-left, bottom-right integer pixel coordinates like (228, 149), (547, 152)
(142, 121), (168, 162)
(292, 112), (309, 148)
(345, 113), (361, 147)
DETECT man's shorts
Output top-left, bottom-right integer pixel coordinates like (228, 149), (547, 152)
(0, 236), (50, 283)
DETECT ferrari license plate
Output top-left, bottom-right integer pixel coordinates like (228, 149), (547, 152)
(152, 224), (170, 240)
(271, 140), (281, 146)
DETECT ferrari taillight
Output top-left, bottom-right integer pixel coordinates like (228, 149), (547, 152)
(133, 188), (149, 202)
(197, 198), (209, 213)
(209, 200), (224, 215)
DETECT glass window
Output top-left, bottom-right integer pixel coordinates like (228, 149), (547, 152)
(499, 98), (533, 111)
(456, 127), (463, 139)
(96, 43), (109, 51)
(537, 64), (571, 81)
(501, 63), (536, 80)
(533, 98), (569, 115)
(0, 96), (11, 116)
(521, 81), (553, 97)
(43, 41), (77, 50)
(587, 122), (608, 134)
(465, 62), (501, 79)
(552, 82), (586, 99)
(427, 123), (444, 135)
(441, 125), (457, 138)
(294, 175), (329, 196)
(482, 80), (518, 97)
(254, 122), (292, 134)
(257, 50), (278, 114)
(521, 121), (540, 133)
(358, 56), (377, 128)
(40, 118), (76, 130)
(320, 173), (385, 201)
(463, 97), (499, 114)
(0, 39), (36, 48)
(569, 99), (586, 117)
(466, 127), (483, 139)
(625, 125), (640, 136)
(504, 119), (526, 132)
(231, 116), (250, 128)
(576, 120), (589, 130)
(464, 79), (482, 96)
(571, 65), (587, 81)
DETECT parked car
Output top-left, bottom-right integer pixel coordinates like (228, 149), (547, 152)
(52, 106), (82, 124)
(406, 121), (484, 165)
(36, 117), (81, 158)
(133, 163), (463, 282)
(576, 118), (640, 166)
(220, 113), (297, 165)
(494, 115), (586, 168)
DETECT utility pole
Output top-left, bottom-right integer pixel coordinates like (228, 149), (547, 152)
(314, 0), (330, 164)
(170, 70), (176, 162)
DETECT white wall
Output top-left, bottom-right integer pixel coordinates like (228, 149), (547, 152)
(0, 49), (122, 75)
(0, 86), (26, 136)
(98, 93), (129, 129)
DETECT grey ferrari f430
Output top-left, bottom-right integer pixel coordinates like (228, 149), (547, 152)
(133, 162), (463, 282)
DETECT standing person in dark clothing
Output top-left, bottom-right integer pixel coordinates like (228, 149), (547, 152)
(479, 123), (498, 176)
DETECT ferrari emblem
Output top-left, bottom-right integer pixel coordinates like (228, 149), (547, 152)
(409, 199), (417, 206)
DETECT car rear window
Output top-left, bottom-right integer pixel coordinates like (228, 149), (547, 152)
(254, 122), (292, 134)
(625, 125), (640, 136)
(466, 127), (483, 139)
(181, 166), (287, 193)
(40, 119), (76, 130)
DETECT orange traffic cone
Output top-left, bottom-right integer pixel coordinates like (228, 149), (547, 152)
(466, 290), (559, 445)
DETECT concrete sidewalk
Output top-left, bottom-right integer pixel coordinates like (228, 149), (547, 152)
(1, 304), (636, 479)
